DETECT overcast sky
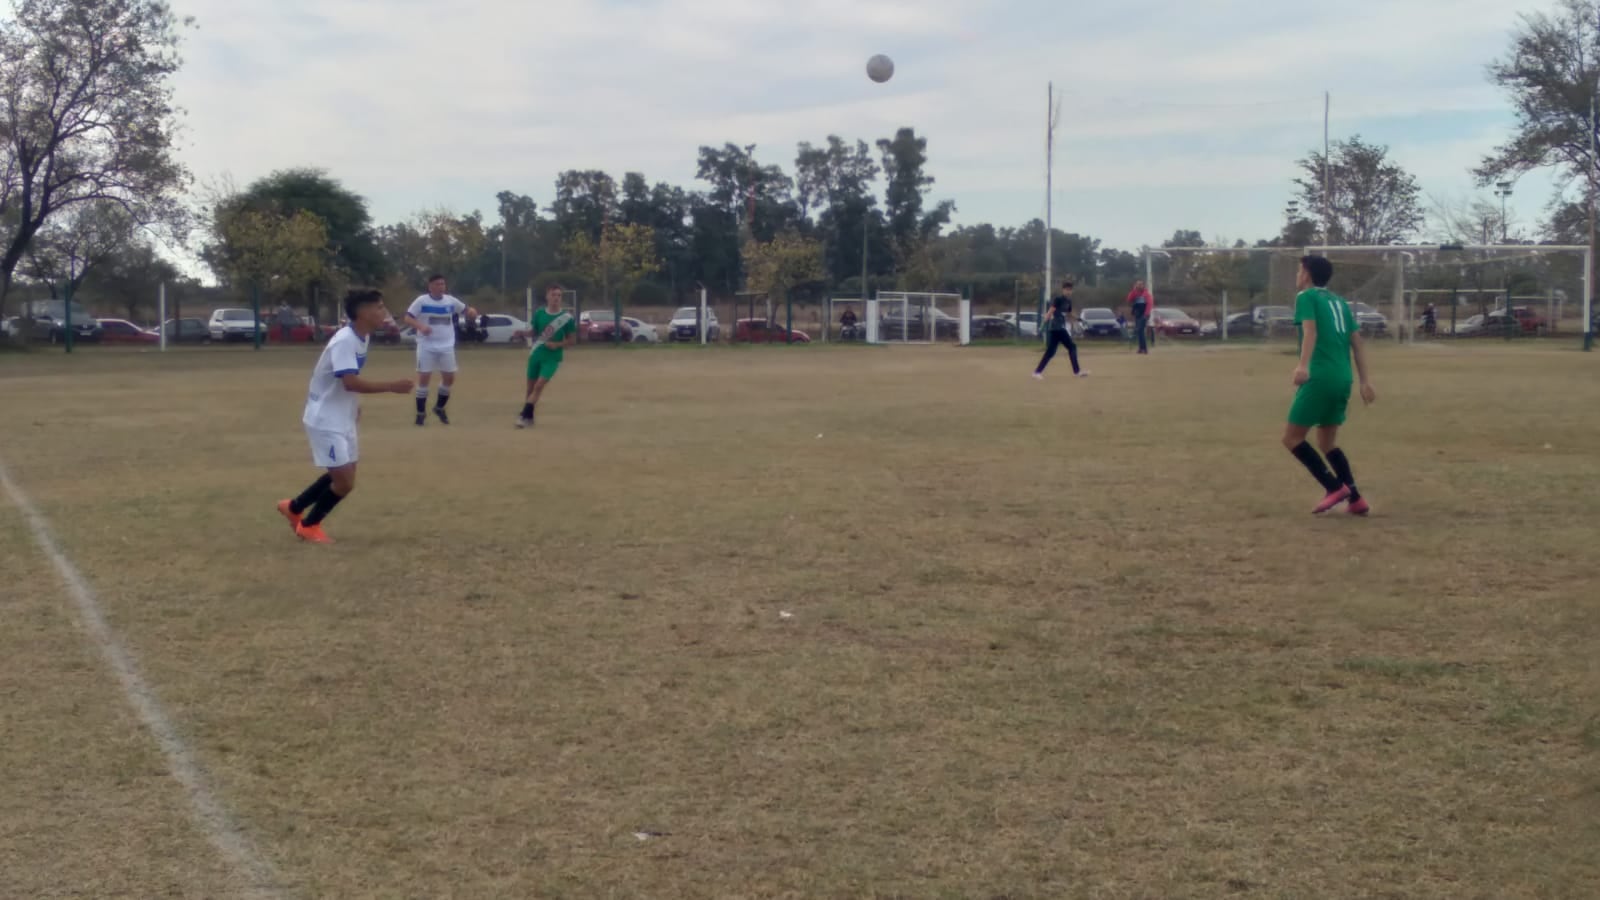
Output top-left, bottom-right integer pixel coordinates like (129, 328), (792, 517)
(171, 0), (1559, 257)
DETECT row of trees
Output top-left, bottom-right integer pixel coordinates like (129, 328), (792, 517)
(7, 0), (1600, 321)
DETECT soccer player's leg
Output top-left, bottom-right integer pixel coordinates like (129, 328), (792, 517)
(518, 349), (558, 427)
(1315, 388), (1367, 515)
(1034, 333), (1059, 377)
(1283, 382), (1347, 511)
(414, 348), (435, 425)
(1065, 333), (1086, 376)
(433, 350), (458, 424)
(294, 430), (357, 542)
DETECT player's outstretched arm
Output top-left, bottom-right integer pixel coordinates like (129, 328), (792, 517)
(403, 313), (431, 335)
(1350, 332), (1376, 404)
(338, 373), (414, 395)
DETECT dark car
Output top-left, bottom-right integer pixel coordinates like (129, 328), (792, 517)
(156, 317), (212, 344)
(1078, 307), (1124, 339)
(97, 318), (159, 345)
(970, 315), (1015, 339)
(579, 310), (634, 343)
(17, 299), (102, 344)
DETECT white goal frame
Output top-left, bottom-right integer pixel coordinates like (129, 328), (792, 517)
(868, 291), (968, 345)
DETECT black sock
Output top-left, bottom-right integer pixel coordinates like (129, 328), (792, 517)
(436, 386), (451, 409)
(1290, 441), (1342, 492)
(1325, 448), (1361, 501)
(520, 402), (534, 419)
(415, 392), (427, 415)
(300, 487), (347, 527)
(289, 474), (332, 515)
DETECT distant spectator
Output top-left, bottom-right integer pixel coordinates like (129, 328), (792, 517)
(275, 301), (298, 343)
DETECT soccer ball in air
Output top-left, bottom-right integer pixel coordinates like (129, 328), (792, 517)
(866, 54), (895, 83)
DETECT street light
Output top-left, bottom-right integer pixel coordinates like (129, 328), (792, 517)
(498, 233), (506, 294)
(1494, 181), (1514, 243)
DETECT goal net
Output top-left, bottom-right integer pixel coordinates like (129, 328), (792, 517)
(1145, 245), (1592, 344)
(870, 291), (965, 344)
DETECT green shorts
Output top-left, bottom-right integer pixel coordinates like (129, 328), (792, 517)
(1288, 378), (1352, 428)
(527, 347), (562, 381)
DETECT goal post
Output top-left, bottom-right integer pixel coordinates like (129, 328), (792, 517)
(871, 291), (965, 344)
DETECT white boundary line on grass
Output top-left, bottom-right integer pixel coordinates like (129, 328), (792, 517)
(0, 456), (287, 899)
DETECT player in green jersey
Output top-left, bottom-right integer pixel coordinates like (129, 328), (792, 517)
(1281, 256), (1378, 515)
(512, 283), (578, 429)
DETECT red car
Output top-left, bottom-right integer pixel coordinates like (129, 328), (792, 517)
(579, 311), (634, 343)
(735, 318), (812, 343)
(1485, 307), (1546, 335)
(97, 318), (159, 345)
(1152, 307), (1202, 337)
(266, 315), (338, 343)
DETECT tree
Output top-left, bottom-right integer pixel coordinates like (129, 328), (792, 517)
(19, 200), (134, 298)
(1294, 136), (1423, 244)
(743, 230), (824, 313)
(560, 221), (659, 310)
(876, 127), (954, 272)
(90, 237), (182, 319)
(0, 0), (193, 314)
(209, 208), (329, 305)
(1428, 193), (1513, 245)
(234, 168), (384, 282)
(550, 170), (618, 242)
(376, 208), (488, 292)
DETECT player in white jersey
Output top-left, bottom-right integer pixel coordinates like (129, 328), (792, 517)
(277, 289), (414, 544)
(403, 273), (478, 426)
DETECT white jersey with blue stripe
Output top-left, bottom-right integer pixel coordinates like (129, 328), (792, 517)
(407, 293), (466, 349)
(302, 326), (369, 432)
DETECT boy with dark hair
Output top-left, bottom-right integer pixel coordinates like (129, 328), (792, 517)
(511, 283), (578, 428)
(1282, 255), (1378, 515)
(403, 274), (478, 426)
(1033, 280), (1087, 379)
(277, 289), (413, 544)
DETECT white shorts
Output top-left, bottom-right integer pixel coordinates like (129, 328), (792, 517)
(416, 346), (458, 374)
(306, 427), (359, 468)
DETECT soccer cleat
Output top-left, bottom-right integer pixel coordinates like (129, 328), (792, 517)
(1312, 485), (1352, 515)
(515, 416), (531, 429)
(1347, 497), (1371, 516)
(295, 522), (333, 544)
(1031, 372), (1044, 380)
(414, 413), (426, 427)
(275, 498), (301, 530)
(1076, 371), (1090, 378)
(433, 406), (450, 425)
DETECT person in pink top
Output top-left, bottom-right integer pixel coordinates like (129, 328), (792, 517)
(1127, 280), (1153, 354)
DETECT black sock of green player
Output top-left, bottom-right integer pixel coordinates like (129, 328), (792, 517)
(435, 386), (450, 409)
(290, 474), (332, 515)
(1325, 448), (1361, 501)
(300, 487), (346, 527)
(1291, 441), (1342, 493)
(520, 402), (534, 419)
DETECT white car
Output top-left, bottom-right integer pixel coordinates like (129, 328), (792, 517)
(621, 316), (659, 343)
(209, 308), (261, 342)
(476, 313), (529, 344)
(668, 306), (719, 342)
(999, 311), (1040, 338)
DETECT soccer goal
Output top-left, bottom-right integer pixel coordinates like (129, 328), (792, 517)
(1142, 244), (1593, 346)
(824, 296), (868, 342)
(869, 291), (968, 344)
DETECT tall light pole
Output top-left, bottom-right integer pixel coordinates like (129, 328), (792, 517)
(1285, 200), (1301, 244)
(1494, 182), (1513, 243)
(498, 232), (506, 294)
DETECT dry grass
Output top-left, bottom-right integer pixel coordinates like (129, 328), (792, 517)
(2, 338), (1598, 899)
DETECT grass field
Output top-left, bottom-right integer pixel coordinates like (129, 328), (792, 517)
(2, 339), (1598, 899)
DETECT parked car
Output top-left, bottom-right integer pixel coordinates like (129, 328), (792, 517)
(16, 299), (102, 344)
(668, 306), (720, 342)
(370, 320), (404, 344)
(734, 318), (811, 343)
(1152, 307), (1201, 337)
(1350, 301), (1389, 335)
(970, 315), (1016, 339)
(1484, 306), (1546, 335)
(1078, 307), (1124, 339)
(578, 310), (634, 343)
(1201, 311), (1259, 338)
(474, 313), (529, 344)
(97, 318), (159, 345)
(266, 315), (337, 344)
(155, 317), (212, 344)
(621, 316), (660, 343)
(998, 311), (1041, 338)
(1253, 305), (1296, 336)
(209, 308), (262, 342)
(881, 305), (961, 340)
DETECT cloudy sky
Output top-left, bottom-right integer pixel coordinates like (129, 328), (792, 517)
(171, 0), (1559, 256)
